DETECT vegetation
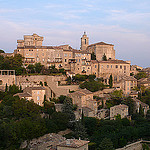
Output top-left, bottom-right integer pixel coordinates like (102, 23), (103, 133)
(80, 80), (106, 92)
(91, 52), (96, 60)
(0, 54), (26, 75)
(84, 116), (150, 149)
(134, 72), (147, 80)
(109, 74), (113, 88)
(102, 53), (107, 61)
(0, 89), (73, 149)
(0, 49), (5, 53)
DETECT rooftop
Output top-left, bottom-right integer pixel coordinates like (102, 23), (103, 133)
(88, 42), (114, 47)
(57, 139), (89, 148)
(98, 59), (130, 64)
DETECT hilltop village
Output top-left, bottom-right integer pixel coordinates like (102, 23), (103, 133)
(0, 33), (150, 150)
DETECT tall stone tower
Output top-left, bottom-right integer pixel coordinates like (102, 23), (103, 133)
(81, 32), (89, 51)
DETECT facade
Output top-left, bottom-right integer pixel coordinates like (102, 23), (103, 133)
(68, 89), (97, 116)
(87, 42), (115, 61)
(0, 70), (16, 91)
(110, 104), (128, 120)
(133, 98), (149, 115)
(13, 33), (131, 85)
(138, 77), (150, 89)
(114, 76), (137, 95)
(96, 109), (109, 119)
(57, 139), (89, 150)
(15, 86), (46, 106)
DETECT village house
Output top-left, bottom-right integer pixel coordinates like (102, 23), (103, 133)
(114, 75), (137, 95)
(110, 104), (129, 120)
(57, 139), (89, 150)
(138, 77), (150, 89)
(68, 89), (97, 117)
(14, 86), (46, 106)
(133, 98), (149, 115)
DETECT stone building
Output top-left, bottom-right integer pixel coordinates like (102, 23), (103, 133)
(138, 77), (150, 89)
(14, 33), (131, 84)
(68, 89), (97, 117)
(80, 32), (115, 61)
(57, 139), (89, 150)
(114, 75), (137, 95)
(110, 104), (128, 120)
(133, 98), (149, 115)
(0, 70), (16, 91)
(15, 86), (46, 106)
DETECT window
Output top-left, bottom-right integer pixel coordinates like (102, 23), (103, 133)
(124, 66), (126, 70)
(116, 65), (118, 68)
(65, 59), (67, 62)
(0, 80), (2, 85)
(64, 54), (67, 57)
(95, 65), (97, 68)
(37, 96), (39, 100)
(37, 91), (39, 94)
(107, 65), (109, 68)
(120, 65), (122, 69)
(79, 59), (80, 62)
(85, 39), (86, 44)
(111, 65), (112, 68)
(42, 53), (44, 56)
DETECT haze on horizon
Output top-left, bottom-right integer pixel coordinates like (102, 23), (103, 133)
(0, 0), (150, 68)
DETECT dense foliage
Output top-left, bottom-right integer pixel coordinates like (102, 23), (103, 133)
(0, 89), (73, 149)
(91, 52), (96, 60)
(84, 116), (150, 149)
(79, 80), (106, 92)
(0, 54), (25, 75)
(134, 72), (147, 80)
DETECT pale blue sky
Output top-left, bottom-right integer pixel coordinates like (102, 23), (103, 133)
(0, 0), (150, 67)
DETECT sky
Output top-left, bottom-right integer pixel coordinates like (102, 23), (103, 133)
(0, 0), (150, 67)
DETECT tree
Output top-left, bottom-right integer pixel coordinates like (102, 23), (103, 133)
(91, 52), (96, 60)
(134, 72), (147, 80)
(102, 53), (107, 61)
(109, 74), (113, 88)
(0, 49), (5, 53)
(62, 97), (75, 121)
(5, 83), (8, 92)
(139, 104), (144, 117)
(74, 121), (88, 140)
(34, 63), (43, 73)
(99, 138), (114, 150)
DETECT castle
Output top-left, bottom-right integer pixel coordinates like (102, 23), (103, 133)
(14, 32), (131, 85)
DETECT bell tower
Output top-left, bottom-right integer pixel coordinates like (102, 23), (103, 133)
(81, 32), (89, 51)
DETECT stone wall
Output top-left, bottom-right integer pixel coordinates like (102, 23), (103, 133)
(116, 140), (144, 150)
(16, 75), (79, 98)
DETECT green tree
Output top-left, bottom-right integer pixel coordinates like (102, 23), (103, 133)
(134, 72), (147, 80)
(74, 121), (88, 140)
(0, 49), (5, 53)
(99, 138), (114, 150)
(5, 83), (8, 92)
(139, 104), (144, 117)
(34, 63), (43, 73)
(62, 97), (75, 122)
(27, 64), (35, 73)
(109, 74), (113, 88)
(102, 53), (107, 61)
(91, 52), (96, 60)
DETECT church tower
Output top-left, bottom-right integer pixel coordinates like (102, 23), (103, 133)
(81, 32), (89, 51)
